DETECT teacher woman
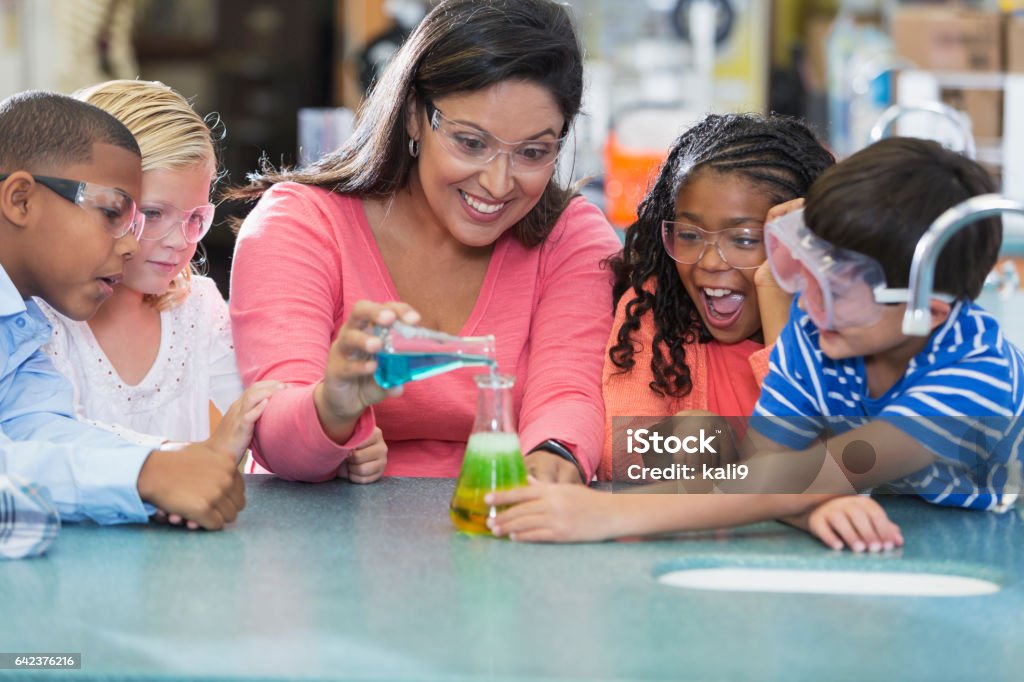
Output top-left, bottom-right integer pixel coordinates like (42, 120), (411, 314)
(229, 0), (620, 483)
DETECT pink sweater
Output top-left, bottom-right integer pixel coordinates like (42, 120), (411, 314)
(230, 183), (621, 481)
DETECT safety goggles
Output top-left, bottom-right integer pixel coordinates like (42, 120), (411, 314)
(765, 208), (955, 330)
(425, 101), (565, 172)
(661, 221), (766, 269)
(0, 173), (144, 239)
(139, 201), (215, 244)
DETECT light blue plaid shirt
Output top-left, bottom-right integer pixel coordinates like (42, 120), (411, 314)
(0, 265), (154, 524)
(0, 474), (59, 559)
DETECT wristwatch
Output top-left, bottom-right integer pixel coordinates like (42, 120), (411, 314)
(528, 439), (588, 483)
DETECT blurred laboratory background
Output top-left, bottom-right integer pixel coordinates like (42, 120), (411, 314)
(1, 0), (1022, 324)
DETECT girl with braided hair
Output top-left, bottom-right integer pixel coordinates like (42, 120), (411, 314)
(486, 114), (904, 551)
(600, 113), (835, 481)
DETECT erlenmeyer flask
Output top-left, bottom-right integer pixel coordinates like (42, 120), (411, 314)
(374, 321), (496, 389)
(450, 373), (527, 534)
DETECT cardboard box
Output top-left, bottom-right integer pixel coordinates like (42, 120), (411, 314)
(891, 7), (1004, 72)
(941, 88), (1003, 140)
(1009, 16), (1024, 74)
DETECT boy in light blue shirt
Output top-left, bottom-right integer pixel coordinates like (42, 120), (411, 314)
(0, 91), (266, 538)
(752, 138), (1022, 528)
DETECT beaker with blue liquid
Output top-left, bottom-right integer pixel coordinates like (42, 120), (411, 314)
(373, 322), (496, 388)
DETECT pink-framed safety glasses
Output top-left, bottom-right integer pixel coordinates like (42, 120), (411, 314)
(138, 201), (215, 244)
(765, 208), (955, 330)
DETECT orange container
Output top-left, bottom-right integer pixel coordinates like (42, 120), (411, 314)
(603, 130), (669, 227)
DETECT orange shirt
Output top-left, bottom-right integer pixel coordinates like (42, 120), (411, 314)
(705, 337), (765, 419)
(599, 282), (771, 480)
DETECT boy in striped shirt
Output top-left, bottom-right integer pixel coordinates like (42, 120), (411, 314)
(487, 138), (1013, 549)
(752, 138), (1023, 512)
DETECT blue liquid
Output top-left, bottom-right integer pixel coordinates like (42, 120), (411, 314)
(375, 352), (496, 389)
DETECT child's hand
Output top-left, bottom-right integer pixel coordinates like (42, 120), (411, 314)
(337, 426), (388, 483)
(486, 478), (616, 542)
(138, 445), (246, 531)
(807, 495), (903, 552)
(523, 451), (585, 484)
(754, 198), (805, 345)
(765, 197), (805, 223)
(206, 380), (285, 463)
(756, 199), (805, 291)
(754, 259), (782, 290)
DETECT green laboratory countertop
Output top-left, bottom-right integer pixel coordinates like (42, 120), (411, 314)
(1, 476), (1022, 681)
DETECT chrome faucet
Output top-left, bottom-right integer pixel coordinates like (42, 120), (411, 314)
(904, 194), (1024, 336)
(849, 53), (915, 97)
(869, 101), (977, 160)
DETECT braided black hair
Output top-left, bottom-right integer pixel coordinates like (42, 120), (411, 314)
(607, 113), (834, 398)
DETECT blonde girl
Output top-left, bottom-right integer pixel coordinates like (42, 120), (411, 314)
(37, 81), (380, 475)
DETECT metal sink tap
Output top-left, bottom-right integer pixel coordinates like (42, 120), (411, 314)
(869, 100), (977, 160)
(904, 194), (1024, 336)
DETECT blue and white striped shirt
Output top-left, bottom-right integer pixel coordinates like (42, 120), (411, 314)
(753, 298), (1024, 510)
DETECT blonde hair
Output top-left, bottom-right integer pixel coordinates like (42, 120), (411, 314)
(74, 79), (218, 310)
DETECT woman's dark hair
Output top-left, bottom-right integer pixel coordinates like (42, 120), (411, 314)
(608, 113), (834, 398)
(805, 137), (1000, 300)
(229, 0), (583, 247)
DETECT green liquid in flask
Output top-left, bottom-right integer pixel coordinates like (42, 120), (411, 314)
(450, 432), (527, 534)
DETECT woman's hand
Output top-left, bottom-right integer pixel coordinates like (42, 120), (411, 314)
(314, 301), (420, 441)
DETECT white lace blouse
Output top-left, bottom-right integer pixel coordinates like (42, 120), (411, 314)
(37, 276), (244, 445)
